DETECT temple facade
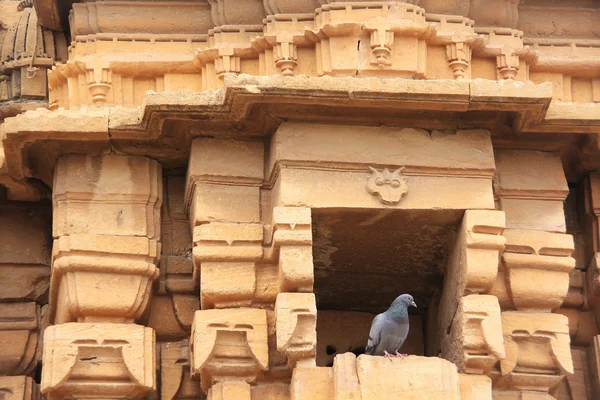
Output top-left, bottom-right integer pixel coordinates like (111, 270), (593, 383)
(1, 0), (600, 399)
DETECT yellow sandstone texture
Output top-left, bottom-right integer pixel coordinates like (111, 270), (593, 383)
(1, 0), (600, 399)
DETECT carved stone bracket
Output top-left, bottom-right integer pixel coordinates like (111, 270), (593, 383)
(445, 41), (472, 79)
(491, 312), (573, 394)
(473, 28), (537, 81)
(190, 308), (269, 393)
(264, 206), (314, 293)
(41, 323), (156, 399)
(275, 293), (317, 369)
(442, 295), (506, 374)
(193, 222), (263, 308)
(496, 229), (575, 312)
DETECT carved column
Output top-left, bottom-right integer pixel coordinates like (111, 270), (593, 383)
(186, 138), (267, 398)
(490, 150), (575, 399)
(439, 210), (507, 376)
(185, 137), (318, 397)
(0, 202), (51, 399)
(42, 154), (161, 399)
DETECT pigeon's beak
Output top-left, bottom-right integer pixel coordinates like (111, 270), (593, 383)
(411, 301), (417, 308)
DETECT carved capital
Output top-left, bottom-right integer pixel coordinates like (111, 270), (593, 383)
(442, 295), (506, 374)
(50, 236), (159, 324)
(275, 293), (317, 368)
(492, 312), (573, 393)
(191, 308), (269, 392)
(41, 323), (156, 399)
(0, 303), (40, 376)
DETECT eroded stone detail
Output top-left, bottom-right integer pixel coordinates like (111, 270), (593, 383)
(365, 167), (409, 206)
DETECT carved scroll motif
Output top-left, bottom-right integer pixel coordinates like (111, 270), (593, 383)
(366, 166), (408, 205)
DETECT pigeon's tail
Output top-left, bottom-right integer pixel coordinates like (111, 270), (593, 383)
(364, 337), (375, 355)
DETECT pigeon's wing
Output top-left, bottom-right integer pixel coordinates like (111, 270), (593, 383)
(379, 317), (409, 354)
(365, 313), (386, 355)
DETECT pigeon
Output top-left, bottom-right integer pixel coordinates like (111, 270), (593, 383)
(365, 293), (417, 359)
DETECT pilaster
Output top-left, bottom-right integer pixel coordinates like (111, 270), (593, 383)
(185, 137), (318, 396)
(491, 150), (575, 399)
(42, 154), (162, 399)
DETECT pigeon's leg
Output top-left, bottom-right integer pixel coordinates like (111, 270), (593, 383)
(394, 351), (408, 358)
(383, 351), (394, 361)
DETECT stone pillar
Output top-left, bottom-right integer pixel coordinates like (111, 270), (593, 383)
(185, 138), (318, 397)
(437, 209), (506, 399)
(41, 154), (161, 399)
(0, 202), (51, 399)
(490, 150), (575, 399)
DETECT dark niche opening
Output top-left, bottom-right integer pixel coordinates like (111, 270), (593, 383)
(311, 208), (462, 367)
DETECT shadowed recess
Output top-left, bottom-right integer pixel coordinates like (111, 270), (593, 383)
(312, 208), (462, 314)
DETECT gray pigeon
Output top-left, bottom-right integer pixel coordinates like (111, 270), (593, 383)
(365, 294), (417, 358)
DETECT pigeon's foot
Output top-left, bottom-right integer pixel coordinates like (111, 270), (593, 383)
(394, 351), (408, 358)
(384, 351), (394, 361)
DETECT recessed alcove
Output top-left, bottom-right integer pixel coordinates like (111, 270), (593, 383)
(312, 208), (463, 367)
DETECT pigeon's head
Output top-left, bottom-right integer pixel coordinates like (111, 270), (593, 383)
(393, 294), (417, 309)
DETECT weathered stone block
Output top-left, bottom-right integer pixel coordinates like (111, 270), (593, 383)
(356, 355), (460, 400)
(459, 373), (492, 400)
(53, 154), (162, 239)
(290, 367), (333, 400)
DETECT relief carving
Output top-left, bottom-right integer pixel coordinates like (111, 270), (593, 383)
(366, 166), (409, 206)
